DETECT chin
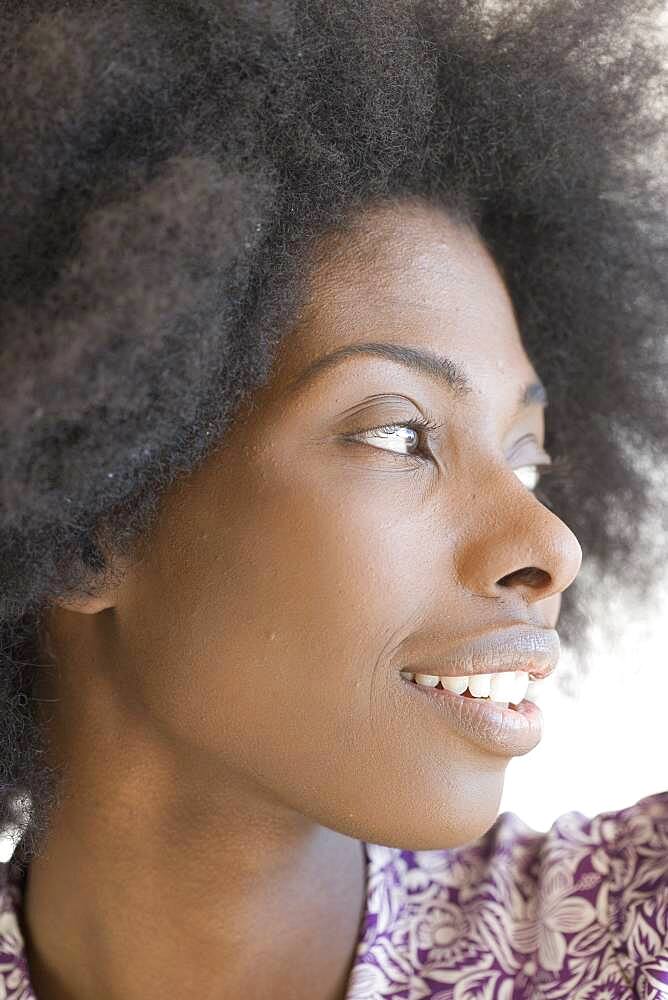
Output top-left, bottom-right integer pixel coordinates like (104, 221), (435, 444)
(351, 763), (507, 852)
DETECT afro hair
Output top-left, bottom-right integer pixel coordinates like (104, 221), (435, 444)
(1, 0), (666, 862)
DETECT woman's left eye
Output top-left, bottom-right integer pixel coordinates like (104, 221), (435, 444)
(345, 420), (552, 494)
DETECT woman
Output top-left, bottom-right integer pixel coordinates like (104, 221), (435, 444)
(0, 1), (666, 997)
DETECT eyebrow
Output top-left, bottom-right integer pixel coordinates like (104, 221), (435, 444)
(285, 341), (548, 411)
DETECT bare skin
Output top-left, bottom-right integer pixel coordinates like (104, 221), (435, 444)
(21, 198), (582, 1000)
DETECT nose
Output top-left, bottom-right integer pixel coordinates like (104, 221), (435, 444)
(455, 486), (583, 605)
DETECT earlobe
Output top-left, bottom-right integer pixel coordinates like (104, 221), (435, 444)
(52, 546), (136, 614)
(53, 592), (117, 615)
(53, 563), (128, 615)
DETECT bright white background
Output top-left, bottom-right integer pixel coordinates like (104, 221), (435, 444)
(499, 573), (668, 831)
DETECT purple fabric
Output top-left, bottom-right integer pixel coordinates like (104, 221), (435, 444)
(1, 791), (667, 999)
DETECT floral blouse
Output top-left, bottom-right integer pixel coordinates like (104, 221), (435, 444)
(1, 790), (667, 999)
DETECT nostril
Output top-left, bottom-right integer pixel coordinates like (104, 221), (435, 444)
(499, 567), (551, 588)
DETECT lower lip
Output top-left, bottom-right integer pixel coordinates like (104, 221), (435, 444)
(400, 677), (543, 756)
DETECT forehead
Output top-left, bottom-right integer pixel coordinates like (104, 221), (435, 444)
(280, 198), (538, 398)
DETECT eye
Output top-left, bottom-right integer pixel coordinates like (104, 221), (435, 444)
(343, 415), (438, 460)
(344, 419), (554, 495)
(514, 465), (548, 491)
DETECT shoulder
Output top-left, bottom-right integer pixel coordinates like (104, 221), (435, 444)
(347, 791), (668, 1000)
(0, 858), (35, 999)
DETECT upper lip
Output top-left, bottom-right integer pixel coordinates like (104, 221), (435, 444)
(410, 625), (560, 680)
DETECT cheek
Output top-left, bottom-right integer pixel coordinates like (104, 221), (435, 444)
(118, 459), (500, 849)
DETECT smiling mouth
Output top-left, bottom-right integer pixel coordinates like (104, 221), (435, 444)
(399, 669), (539, 710)
(399, 670), (545, 757)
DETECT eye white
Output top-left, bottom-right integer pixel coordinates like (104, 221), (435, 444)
(361, 428), (546, 493)
(514, 465), (541, 490)
(362, 426), (418, 455)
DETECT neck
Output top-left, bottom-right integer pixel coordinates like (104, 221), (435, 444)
(20, 668), (368, 1000)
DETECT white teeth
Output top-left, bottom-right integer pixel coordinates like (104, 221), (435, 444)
(413, 673), (440, 687)
(401, 668), (533, 708)
(440, 675), (469, 695)
(467, 673), (491, 698)
(489, 671), (519, 703)
(508, 670), (530, 706)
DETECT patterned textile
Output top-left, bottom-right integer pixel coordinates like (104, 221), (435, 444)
(1, 791), (667, 999)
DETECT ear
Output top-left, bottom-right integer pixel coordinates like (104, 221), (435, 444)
(53, 591), (117, 615)
(52, 550), (134, 615)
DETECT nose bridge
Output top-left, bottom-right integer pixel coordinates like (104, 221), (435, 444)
(454, 480), (583, 602)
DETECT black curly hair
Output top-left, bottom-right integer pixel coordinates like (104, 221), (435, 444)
(0, 0), (666, 864)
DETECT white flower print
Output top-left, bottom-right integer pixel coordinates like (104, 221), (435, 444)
(344, 791), (668, 999)
(0, 888), (34, 1000)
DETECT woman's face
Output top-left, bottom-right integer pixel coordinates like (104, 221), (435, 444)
(49, 199), (582, 849)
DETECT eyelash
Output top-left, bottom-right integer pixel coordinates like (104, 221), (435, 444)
(345, 415), (560, 507)
(346, 413), (440, 454)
